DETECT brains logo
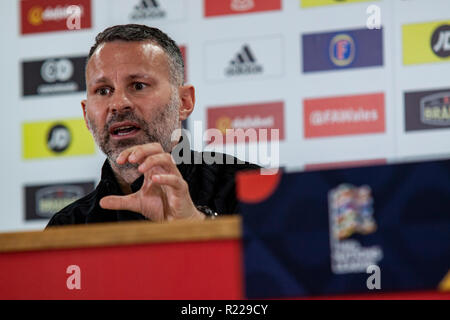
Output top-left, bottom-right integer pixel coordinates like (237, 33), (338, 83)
(47, 124), (71, 153)
(420, 92), (450, 125)
(330, 34), (355, 67)
(431, 24), (450, 58)
(216, 116), (233, 135)
(28, 6), (43, 25)
(35, 185), (84, 217)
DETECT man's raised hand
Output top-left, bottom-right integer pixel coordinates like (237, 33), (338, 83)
(99, 143), (205, 222)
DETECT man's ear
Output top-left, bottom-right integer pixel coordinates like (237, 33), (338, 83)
(81, 99), (89, 130)
(178, 85), (195, 121)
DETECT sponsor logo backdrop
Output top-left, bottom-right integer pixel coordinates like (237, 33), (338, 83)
(402, 20), (450, 65)
(303, 93), (385, 138)
(404, 88), (450, 132)
(302, 28), (383, 73)
(204, 35), (284, 82)
(24, 181), (95, 220)
(207, 101), (285, 143)
(22, 56), (86, 96)
(1, 0), (450, 231)
(20, 0), (91, 34)
(22, 118), (95, 159)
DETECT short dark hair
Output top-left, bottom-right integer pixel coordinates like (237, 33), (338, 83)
(87, 24), (184, 86)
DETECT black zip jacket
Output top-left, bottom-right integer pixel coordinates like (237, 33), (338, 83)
(46, 150), (260, 227)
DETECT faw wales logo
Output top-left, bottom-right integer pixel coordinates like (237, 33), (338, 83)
(225, 44), (263, 76)
(130, 0), (166, 20)
(329, 34), (355, 67)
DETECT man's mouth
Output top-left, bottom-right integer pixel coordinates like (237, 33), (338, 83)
(109, 122), (141, 138)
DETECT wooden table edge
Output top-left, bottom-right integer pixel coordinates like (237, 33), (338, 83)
(0, 215), (242, 253)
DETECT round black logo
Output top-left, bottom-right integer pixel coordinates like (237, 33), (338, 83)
(431, 24), (450, 58)
(40, 59), (74, 83)
(47, 124), (71, 153)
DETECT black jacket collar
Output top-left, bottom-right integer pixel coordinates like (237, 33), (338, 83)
(99, 160), (145, 195)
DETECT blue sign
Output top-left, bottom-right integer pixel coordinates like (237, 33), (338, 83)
(302, 28), (383, 73)
(239, 158), (450, 298)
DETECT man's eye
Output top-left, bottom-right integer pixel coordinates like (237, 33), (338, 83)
(133, 82), (146, 90)
(96, 87), (111, 96)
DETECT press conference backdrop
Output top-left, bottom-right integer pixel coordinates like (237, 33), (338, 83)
(0, 0), (449, 232)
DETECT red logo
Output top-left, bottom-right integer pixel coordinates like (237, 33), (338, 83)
(304, 93), (385, 138)
(204, 0), (281, 17)
(20, 0), (92, 35)
(207, 101), (284, 144)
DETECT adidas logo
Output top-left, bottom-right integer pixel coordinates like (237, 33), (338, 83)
(225, 44), (264, 76)
(130, 0), (166, 20)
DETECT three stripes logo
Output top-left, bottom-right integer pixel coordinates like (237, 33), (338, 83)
(225, 44), (263, 76)
(130, 0), (166, 20)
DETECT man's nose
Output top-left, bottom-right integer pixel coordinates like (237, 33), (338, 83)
(109, 88), (133, 113)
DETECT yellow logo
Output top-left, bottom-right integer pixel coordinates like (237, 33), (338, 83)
(301, 0), (376, 8)
(216, 117), (233, 135)
(438, 270), (450, 291)
(23, 118), (95, 159)
(403, 20), (450, 65)
(28, 6), (43, 26)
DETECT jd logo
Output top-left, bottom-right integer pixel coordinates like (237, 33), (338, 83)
(40, 58), (74, 83)
(431, 24), (450, 58)
(47, 124), (71, 153)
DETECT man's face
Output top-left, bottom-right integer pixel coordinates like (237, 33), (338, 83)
(83, 40), (180, 167)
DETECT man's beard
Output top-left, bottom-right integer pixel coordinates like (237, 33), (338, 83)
(86, 92), (180, 170)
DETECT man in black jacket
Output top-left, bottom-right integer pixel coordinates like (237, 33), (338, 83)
(47, 24), (259, 227)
